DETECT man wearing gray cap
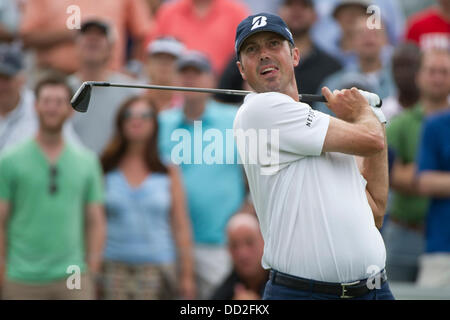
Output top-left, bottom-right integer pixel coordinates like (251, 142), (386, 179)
(0, 43), (79, 154)
(158, 51), (248, 299)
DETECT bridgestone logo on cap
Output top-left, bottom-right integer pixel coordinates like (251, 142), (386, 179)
(251, 16), (268, 30)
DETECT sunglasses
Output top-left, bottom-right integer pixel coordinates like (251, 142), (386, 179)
(123, 110), (155, 120)
(49, 165), (58, 195)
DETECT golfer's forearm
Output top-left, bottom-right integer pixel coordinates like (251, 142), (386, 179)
(419, 171), (450, 197)
(354, 108), (385, 144)
(361, 130), (389, 226)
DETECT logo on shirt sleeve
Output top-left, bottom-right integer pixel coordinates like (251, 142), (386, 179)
(306, 109), (316, 128)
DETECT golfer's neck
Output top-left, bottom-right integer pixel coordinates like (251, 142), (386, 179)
(283, 81), (300, 102)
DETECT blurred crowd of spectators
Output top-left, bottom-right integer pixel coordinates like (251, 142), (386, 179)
(0, 0), (449, 300)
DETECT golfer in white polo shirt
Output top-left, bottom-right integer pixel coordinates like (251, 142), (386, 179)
(233, 13), (394, 300)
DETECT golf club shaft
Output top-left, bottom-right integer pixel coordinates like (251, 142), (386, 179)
(71, 81), (382, 113)
(86, 81), (327, 102)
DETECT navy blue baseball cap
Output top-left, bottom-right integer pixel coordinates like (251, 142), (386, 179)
(235, 13), (294, 56)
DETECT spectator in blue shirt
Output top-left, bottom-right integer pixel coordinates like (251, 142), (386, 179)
(158, 51), (248, 299)
(100, 96), (195, 299)
(417, 109), (450, 288)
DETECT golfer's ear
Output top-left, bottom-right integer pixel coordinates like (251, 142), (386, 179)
(292, 47), (300, 67)
(236, 60), (247, 81)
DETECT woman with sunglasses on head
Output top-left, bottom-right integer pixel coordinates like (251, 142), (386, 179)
(100, 96), (195, 300)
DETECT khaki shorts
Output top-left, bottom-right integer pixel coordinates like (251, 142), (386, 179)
(100, 261), (177, 300)
(1, 273), (94, 300)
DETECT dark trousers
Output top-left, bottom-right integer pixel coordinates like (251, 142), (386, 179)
(262, 272), (395, 300)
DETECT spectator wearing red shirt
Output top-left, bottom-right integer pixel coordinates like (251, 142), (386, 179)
(405, 0), (450, 50)
(148, 0), (249, 75)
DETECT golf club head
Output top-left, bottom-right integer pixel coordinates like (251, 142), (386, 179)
(71, 82), (92, 113)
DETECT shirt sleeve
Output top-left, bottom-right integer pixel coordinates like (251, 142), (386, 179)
(85, 154), (104, 204)
(417, 117), (440, 173)
(241, 92), (330, 159)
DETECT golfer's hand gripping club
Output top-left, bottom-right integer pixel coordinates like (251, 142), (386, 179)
(357, 89), (386, 124)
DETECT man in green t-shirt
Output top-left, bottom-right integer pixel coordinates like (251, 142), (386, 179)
(385, 49), (450, 282)
(0, 75), (105, 299)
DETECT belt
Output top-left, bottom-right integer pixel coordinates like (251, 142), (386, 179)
(270, 269), (387, 299)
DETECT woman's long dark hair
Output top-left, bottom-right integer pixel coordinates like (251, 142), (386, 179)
(101, 95), (168, 174)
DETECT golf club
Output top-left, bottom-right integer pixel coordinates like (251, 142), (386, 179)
(71, 81), (382, 113)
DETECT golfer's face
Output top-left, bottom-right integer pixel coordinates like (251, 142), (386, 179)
(237, 32), (299, 93)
